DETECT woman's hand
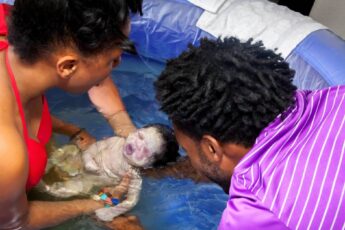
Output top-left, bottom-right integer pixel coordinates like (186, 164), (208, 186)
(105, 215), (144, 230)
(71, 129), (96, 151)
(51, 116), (96, 150)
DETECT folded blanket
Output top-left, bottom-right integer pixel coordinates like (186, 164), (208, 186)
(187, 0), (227, 13)
(196, 0), (326, 58)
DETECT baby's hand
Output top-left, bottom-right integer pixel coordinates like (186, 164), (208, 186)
(103, 173), (131, 199)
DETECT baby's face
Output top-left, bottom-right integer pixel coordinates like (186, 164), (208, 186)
(123, 127), (164, 168)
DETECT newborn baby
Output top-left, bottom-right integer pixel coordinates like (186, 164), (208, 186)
(43, 124), (179, 221)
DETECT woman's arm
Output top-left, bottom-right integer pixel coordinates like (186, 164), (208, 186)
(0, 122), (103, 229)
(88, 77), (136, 137)
(0, 122), (29, 229)
(51, 115), (95, 142)
(51, 115), (82, 137)
(26, 199), (102, 229)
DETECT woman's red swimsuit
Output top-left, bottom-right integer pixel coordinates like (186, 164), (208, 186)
(1, 41), (52, 190)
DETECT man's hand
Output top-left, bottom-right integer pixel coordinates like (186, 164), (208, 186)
(105, 215), (144, 230)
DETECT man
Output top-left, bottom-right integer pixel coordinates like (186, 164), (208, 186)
(155, 37), (345, 229)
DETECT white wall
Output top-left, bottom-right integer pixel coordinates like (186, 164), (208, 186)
(310, 0), (345, 39)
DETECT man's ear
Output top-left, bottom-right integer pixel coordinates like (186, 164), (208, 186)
(200, 135), (223, 163)
(56, 56), (78, 79)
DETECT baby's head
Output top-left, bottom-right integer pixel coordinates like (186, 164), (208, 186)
(123, 124), (179, 168)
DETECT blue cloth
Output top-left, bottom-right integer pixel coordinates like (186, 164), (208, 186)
(131, 1), (345, 90)
(130, 0), (214, 62)
(288, 29), (345, 89)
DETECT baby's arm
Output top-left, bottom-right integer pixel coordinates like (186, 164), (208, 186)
(95, 170), (142, 221)
(82, 142), (102, 173)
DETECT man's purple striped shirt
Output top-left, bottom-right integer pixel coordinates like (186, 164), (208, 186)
(219, 86), (345, 229)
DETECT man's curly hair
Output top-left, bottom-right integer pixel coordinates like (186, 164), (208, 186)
(155, 37), (297, 147)
(8, 0), (142, 63)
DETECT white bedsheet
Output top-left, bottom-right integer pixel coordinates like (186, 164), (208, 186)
(196, 0), (326, 58)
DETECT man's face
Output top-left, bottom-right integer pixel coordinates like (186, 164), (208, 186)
(174, 126), (232, 193)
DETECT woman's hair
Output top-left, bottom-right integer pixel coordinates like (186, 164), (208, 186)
(143, 123), (180, 168)
(7, 0), (142, 63)
(155, 37), (297, 147)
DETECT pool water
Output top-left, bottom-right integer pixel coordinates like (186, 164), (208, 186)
(45, 54), (228, 230)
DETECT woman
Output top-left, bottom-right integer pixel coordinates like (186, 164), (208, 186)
(0, 0), (142, 229)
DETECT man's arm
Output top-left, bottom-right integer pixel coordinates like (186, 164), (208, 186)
(142, 156), (211, 182)
(219, 193), (290, 230)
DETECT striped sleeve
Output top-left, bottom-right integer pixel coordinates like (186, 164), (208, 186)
(218, 191), (289, 230)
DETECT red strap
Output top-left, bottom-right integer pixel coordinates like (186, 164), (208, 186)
(37, 96), (52, 144)
(5, 47), (30, 141)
